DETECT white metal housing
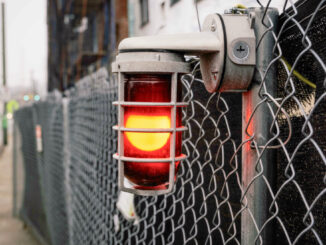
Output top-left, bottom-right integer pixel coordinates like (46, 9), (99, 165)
(116, 13), (256, 92)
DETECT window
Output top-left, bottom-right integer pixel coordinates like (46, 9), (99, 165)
(140, 0), (149, 26)
(170, 0), (180, 6)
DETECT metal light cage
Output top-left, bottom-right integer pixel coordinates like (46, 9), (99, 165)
(112, 51), (190, 195)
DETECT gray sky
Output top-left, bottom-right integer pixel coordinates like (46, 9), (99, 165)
(6, 0), (47, 95)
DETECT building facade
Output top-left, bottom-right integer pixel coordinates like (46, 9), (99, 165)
(47, 0), (128, 91)
(128, 0), (292, 36)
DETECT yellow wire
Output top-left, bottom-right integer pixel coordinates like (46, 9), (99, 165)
(281, 57), (316, 89)
(235, 4), (247, 9)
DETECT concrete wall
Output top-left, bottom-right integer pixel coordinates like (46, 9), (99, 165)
(128, 0), (294, 36)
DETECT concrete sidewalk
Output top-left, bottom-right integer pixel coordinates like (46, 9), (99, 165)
(0, 141), (40, 245)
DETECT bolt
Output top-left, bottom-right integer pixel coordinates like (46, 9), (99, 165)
(210, 24), (216, 32)
(210, 20), (216, 32)
(233, 41), (250, 60)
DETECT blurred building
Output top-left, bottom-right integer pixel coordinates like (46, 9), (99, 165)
(47, 0), (128, 91)
(127, 0), (288, 36)
(128, 0), (233, 36)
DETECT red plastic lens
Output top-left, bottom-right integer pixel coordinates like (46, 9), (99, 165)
(123, 74), (182, 187)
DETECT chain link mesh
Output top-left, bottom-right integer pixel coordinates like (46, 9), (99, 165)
(14, 105), (52, 244)
(13, 1), (326, 244)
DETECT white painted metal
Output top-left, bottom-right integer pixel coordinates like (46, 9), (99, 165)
(118, 32), (221, 53)
(116, 13), (255, 92)
(112, 51), (190, 73)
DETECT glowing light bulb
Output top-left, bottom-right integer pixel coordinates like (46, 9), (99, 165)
(125, 115), (170, 151)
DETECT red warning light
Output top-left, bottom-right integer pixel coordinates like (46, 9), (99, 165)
(112, 51), (189, 195)
(122, 74), (182, 188)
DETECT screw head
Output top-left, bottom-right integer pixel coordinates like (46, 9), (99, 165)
(233, 41), (250, 60)
(210, 20), (216, 32)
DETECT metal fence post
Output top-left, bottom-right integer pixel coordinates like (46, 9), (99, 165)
(241, 8), (278, 245)
(62, 97), (72, 245)
(12, 118), (17, 216)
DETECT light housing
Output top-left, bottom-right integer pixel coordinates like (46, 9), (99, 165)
(113, 12), (256, 195)
(113, 52), (190, 195)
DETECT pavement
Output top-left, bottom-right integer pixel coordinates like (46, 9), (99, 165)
(0, 139), (40, 245)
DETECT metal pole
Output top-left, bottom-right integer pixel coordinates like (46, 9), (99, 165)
(3, 102), (7, 145)
(2, 2), (7, 146)
(2, 2), (6, 87)
(62, 97), (73, 245)
(12, 119), (17, 216)
(241, 8), (278, 245)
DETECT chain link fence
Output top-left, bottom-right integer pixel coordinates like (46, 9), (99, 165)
(13, 1), (326, 244)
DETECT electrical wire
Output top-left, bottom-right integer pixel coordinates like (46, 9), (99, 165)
(194, 0), (201, 31)
(281, 57), (316, 89)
